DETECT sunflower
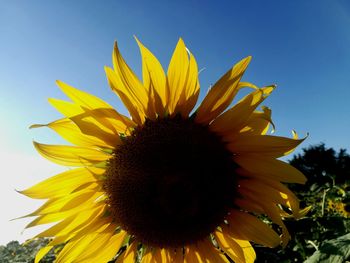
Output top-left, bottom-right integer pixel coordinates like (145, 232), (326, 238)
(339, 202), (350, 218)
(20, 38), (307, 263)
(328, 200), (350, 218)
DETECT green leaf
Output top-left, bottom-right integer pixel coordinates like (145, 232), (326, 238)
(305, 233), (350, 263)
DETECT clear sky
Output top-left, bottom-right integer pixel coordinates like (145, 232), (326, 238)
(0, 0), (349, 245)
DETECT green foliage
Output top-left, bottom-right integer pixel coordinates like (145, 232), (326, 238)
(0, 238), (62, 263)
(305, 233), (350, 263)
(255, 143), (350, 262)
(289, 143), (350, 191)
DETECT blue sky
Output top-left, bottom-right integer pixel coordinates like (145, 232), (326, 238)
(0, 0), (350, 244)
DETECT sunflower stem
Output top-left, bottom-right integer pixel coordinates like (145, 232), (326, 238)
(321, 188), (330, 217)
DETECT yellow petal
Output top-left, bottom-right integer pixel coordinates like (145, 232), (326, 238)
(233, 238), (256, 263)
(227, 134), (305, 157)
(49, 235), (70, 246)
(105, 66), (144, 124)
(97, 108), (136, 134)
(237, 81), (259, 90)
(19, 167), (103, 199)
(33, 142), (110, 166)
(214, 229), (256, 263)
(233, 198), (265, 214)
(72, 107), (134, 137)
(167, 38), (190, 114)
(70, 113), (122, 147)
(177, 52), (200, 117)
(56, 80), (113, 109)
(49, 98), (134, 136)
(238, 182), (292, 218)
(112, 42), (153, 119)
(35, 246), (53, 263)
(34, 235), (71, 263)
(50, 100), (131, 136)
(135, 37), (167, 115)
(195, 56), (251, 124)
(263, 203), (291, 247)
(74, 228), (115, 261)
(31, 118), (116, 149)
(184, 246), (201, 263)
(35, 213), (111, 258)
(214, 230), (244, 263)
(239, 106), (275, 135)
(266, 179), (301, 217)
(50, 99), (125, 140)
(236, 194), (291, 246)
(55, 222), (111, 263)
(78, 231), (127, 263)
(295, 206), (312, 218)
(226, 210), (281, 248)
(213, 86), (274, 135)
(235, 154), (307, 184)
(168, 248), (184, 263)
(142, 248), (171, 263)
(36, 205), (105, 238)
(141, 250), (153, 263)
(158, 249), (171, 262)
(239, 178), (301, 218)
(26, 211), (78, 229)
(55, 231), (100, 263)
(24, 192), (103, 228)
(196, 239), (229, 263)
(49, 98), (83, 117)
(116, 241), (138, 263)
(210, 88), (269, 134)
(68, 230), (115, 262)
(68, 216), (112, 242)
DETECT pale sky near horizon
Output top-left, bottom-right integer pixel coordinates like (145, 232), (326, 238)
(1, 0), (350, 245)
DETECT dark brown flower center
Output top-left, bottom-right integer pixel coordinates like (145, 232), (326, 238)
(104, 115), (238, 248)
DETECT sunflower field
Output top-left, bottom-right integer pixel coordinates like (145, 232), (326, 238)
(255, 143), (350, 262)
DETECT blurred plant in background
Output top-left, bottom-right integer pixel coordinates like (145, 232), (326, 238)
(0, 239), (63, 263)
(255, 143), (350, 263)
(1, 143), (350, 263)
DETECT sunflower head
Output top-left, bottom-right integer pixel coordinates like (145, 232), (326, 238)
(328, 200), (350, 218)
(104, 115), (238, 248)
(21, 37), (307, 263)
